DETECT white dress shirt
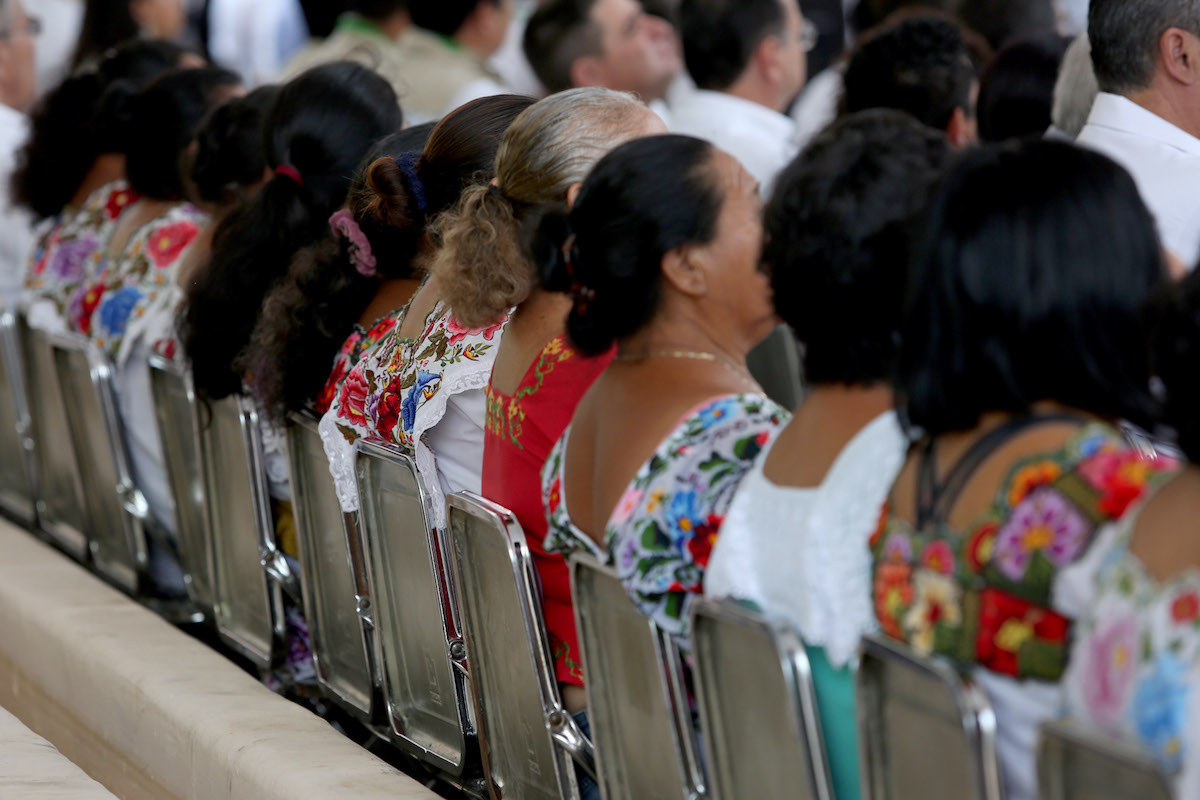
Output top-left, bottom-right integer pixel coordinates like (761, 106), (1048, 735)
(670, 89), (798, 194)
(1076, 92), (1200, 266)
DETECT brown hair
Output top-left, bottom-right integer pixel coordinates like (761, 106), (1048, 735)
(430, 87), (656, 329)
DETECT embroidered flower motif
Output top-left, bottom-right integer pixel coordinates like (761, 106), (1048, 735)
(1078, 450), (1170, 518)
(547, 475), (563, 515)
(373, 377), (405, 439)
(868, 501), (890, 550)
(976, 587), (1069, 677)
(401, 370), (440, 434)
(1170, 589), (1200, 624)
(1081, 615), (1140, 730)
(667, 490), (703, 544)
(1131, 653), (1189, 767)
(48, 236), (98, 282)
(696, 397), (739, 431)
(316, 358), (349, 415)
(874, 563), (914, 639)
(965, 521), (998, 574)
(993, 487), (1090, 582)
(96, 286), (142, 336)
(1007, 460), (1063, 507)
(444, 313), (506, 347)
(685, 514), (723, 568)
(920, 539), (955, 575)
(903, 571), (962, 654)
(335, 368), (370, 426)
(104, 187), (136, 220)
(881, 530), (913, 564)
(147, 220), (199, 268)
(612, 488), (644, 526)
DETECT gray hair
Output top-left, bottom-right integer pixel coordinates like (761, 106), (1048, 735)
(1088, 0), (1200, 93)
(1052, 34), (1100, 136)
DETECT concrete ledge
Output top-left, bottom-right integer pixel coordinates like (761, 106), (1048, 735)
(0, 520), (439, 800)
(0, 704), (118, 798)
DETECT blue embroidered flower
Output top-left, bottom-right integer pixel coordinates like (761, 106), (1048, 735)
(666, 489), (703, 544)
(401, 370), (440, 434)
(1131, 652), (1189, 768)
(696, 397), (739, 431)
(96, 286), (142, 336)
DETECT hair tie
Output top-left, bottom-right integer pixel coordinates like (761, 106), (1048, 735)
(562, 233), (595, 310)
(275, 164), (303, 185)
(394, 152), (427, 214)
(329, 208), (378, 277)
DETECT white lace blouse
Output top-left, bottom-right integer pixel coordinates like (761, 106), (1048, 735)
(704, 410), (907, 668)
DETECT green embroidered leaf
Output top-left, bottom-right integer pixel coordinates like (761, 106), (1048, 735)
(1018, 639), (1065, 680)
(663, 591), (684, 621)
(732, 434), (762, 461)
(337, 424), (359, 445)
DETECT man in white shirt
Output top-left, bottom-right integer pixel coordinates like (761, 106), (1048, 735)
(0, 0), (35, 308)
(1076, 0), (1200, 266)
(669, 0), (810, 194)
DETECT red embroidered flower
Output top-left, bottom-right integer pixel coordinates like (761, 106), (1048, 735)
(366, 315), (397, 343)
(1171, 590), (1200, 624)
(965, 521), (998, 574)
(335, 368), (370, 426)
(104, 187), (137, 220)
(975, 587), (1068, 677)
(920, 539), (955, 575)
(868, 501), (890, 550)
(874, 563), (914, 639)
(547, 476), (562, 515)
(147, 220), (200, 269)
(75, 282), (104, 335)
(686, 514), (723, 568)
(1007, 460), (1062, 507)
(373, 377), (405, 439)
(1078, 449), (1173, 518)
(315, 359), (348, 414)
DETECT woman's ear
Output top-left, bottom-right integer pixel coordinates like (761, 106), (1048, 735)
(661, 245), (708, 298)
(566, 181), (583, 209)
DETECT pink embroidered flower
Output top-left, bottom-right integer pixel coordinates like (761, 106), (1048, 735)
(444, 313), (508, 347)
(335, 367), (370, 426)
(992, 487), (1090, 581)
(920, 539), (955, 575)
(1171, 590), (1200, 624)
(147, 220), (200, 269)
(1081, 615), (1139, 730)
(611, 488), (644, 526)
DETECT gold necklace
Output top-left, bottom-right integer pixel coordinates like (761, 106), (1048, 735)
(615, 349), (761, 390)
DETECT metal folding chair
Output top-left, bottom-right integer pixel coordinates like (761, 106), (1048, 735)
(148, 354), (214, 615)
(353, 440), (473, 776)
(446, 491), (594, 799)
(570, 556), (705, 800)
(286, 410), (378, 722)
(856, 634), (1002, 800)
(196, 395), (287, 668)
(0, 310), (36, 525)
(19, 316), (87, 560)
(1038, 718), (1174, 800)
(49, 332), (148, 594)
(690, 598), (832, 800)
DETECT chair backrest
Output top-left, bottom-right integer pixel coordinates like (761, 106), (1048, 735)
(1038, 719), (1174, 800)
(354, 440), (471, 775)
(690, 598), (832, 800)
(196, 394), (282, 668)
(856, 634), (1002, 800)
(18, 316), (87, 560)
(446, 491), (589, 800)
(286, 410), (377, 721)
(570, 556), (703, 800)
(0, 310), (36, 525)
(49, 332), (147, 594)
(147, 354), (214, 614)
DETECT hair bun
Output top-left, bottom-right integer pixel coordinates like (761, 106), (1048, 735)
(523, 204), (574, 293)
(364, 155), (420, 231)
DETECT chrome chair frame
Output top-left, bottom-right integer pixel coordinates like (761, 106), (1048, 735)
(1037, 718), (1174, 800)
(689, 598), (832, 800)
(0, 310), (36, 525)
(49, 331), (148, 594)
(569, 556), (705, 800)
(354, 439), (473, 775)
(446, 491), (594, 799)
(196, 395), (287, 668)
(147, 354), (215, 616)
(286, 409), (378, 722)
(19, 315), (87, 560)
(856, 634), (1002, 800)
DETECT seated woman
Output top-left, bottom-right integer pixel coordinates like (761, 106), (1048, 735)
(1060, 269), (1200, 797)
(319, 88), (656, 523)
(538, 134), (787, 641)
(18, 40), (193, 332)
(72, 66), (242, 352)
(872, 139), (1179, 800)
(245, 94), (534, 427)
(703, 109), (953, 800)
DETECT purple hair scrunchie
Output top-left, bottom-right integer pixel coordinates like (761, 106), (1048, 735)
(329, 208), (378, 277)
(394, 151), (428, 214)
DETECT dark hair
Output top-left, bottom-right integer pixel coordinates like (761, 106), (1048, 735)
(180, 62), (403, 401)
(190, 85), (279, 206)
(842, 16), (976, 131)
(530, 134), (722, 356)
(12, 40), (190, 218)
(355, 0), (409, 20)
(244, 94), (533, 420)
(298, 0), (352, 37)
(124, 67), (243, 200)
(897, 139), (1164, 435)
(958, 0), (1056, 50)
(524, 0), (602, 94)
(678, 0), (786, 90)
(409, 0), (494, 36)
(71, 0), (139, 68)
(1088, 0), (1200, 94)
(767, 109), (951, 385)
(1147, 268), (1200, 463)
(976, 33), (1070, 142)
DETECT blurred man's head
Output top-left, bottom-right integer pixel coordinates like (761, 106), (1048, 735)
(679, 0), (808, 113)
(843, 16), (978, 147)
(0, 0), (35, 111)
(524, 0), (681, 100)
(409, 0), (512, 56)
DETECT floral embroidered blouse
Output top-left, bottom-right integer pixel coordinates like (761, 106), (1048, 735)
(483, 335), (615, 686)
(21, 181), (139, 332)
(71, 202), (206, 357)
(542, 393), (789, 640)
(870, 420), (1178, 800)
(315, 312), (402, 415)
(1063, 496), (1200, 798)
(318, 299), (508, 519)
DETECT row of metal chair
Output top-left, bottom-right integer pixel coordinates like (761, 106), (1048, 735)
(0, 307), (1178, 799)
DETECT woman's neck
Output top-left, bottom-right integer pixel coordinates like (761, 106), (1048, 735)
(69, 153), (125, 210)
(359, 276), (422, 327)
(620, 303), (750, 368)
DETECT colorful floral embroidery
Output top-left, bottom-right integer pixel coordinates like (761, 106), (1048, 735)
(316, 313), (400, 414)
